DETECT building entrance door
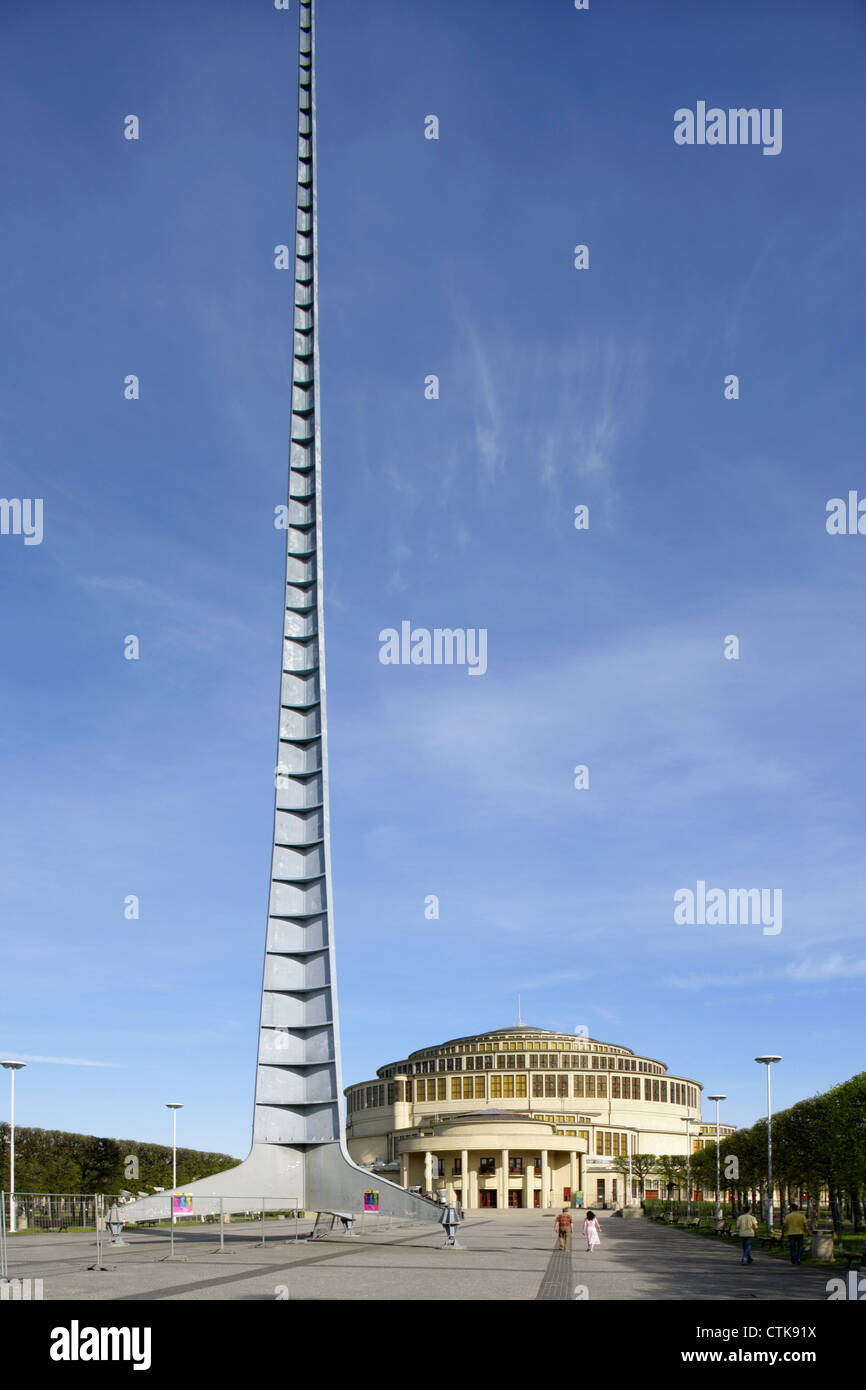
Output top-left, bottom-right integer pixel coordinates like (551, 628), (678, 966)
(479, 1190), (497, 1208)
(596, 1179), (606, 1205)
(508, 1190), (521, 1208)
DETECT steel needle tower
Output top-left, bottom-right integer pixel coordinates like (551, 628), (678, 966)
(123, 0), (436, 1225)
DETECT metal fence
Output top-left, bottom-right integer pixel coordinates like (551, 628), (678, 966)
(0, 1190), (311, 1279)
(120, 1194), (307, 1258)
(0, 1189), (412, 1283)
(3, 1191), (98, 1234)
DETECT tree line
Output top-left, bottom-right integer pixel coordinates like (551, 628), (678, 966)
(612, 1071), (866, 1234)
(0, 1123), (239, 1195)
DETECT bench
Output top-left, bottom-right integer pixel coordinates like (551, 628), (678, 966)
(756, 1234), (784, 1251)
(310, 1210), (358, 1240)
(33, 1214), (68, 1232)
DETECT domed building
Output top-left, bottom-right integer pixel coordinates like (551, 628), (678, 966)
(345, 1025), (732, 1209)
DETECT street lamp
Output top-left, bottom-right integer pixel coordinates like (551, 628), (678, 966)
(755, 1056), (781, 1231)
(680, 1116), (693, 1220)
(166, 1104), (183, 1190)
(2, 1062), (26, 1234)
(707, 1094), (727, 1224)
(627, 1132), (633, 1207)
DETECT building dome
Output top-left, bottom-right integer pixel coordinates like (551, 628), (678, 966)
(344, 1024), (731, 1210)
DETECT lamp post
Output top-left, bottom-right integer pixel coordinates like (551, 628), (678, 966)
(755, 1056), (781, 1231)
(680, 1115), (693, 1220)
(707, 1094), (727, 1225)
(166, 1104), (183, 1190)
(627, 1132), (633, 1207)
(2, 1062), (26, 1233)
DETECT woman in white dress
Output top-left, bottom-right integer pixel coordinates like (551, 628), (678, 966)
(583, 1210), (601, 1253)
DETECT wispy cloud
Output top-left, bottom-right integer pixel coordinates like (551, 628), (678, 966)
(463, 320), (504, 484)
(669, 956), (866, 991)
(518, 971), (585, 989)
(6, 1054), (122, 1068)
(454, 311), (646, 493)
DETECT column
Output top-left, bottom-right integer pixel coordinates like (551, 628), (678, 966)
(400, 1154), (409, 1189)
(500, 1149), (509, 1209)
(424, 1151), (433, 1195)
(540, 1150), (549, 1208)
(524, 1164), (532, 1209)
(468, 1159), (478, 1211)
(578, 1151), (585, 1206)
(570, 1151), (578, 1204)
(460, 1149), (469, 1209)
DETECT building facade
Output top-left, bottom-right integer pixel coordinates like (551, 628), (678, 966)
(345, 1026), (734, 1209)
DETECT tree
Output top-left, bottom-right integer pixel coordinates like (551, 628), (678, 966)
(654, 1155), (688, 1204)
(612, 1151), (656, 1202)
(689, 1144), (717, 1199)
(0, 1124), (239, 1195)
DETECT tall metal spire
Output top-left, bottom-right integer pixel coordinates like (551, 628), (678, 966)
(252, 0), (339, 1148)
(121, 0), (437, 1223)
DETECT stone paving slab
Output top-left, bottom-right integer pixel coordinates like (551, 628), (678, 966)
(0, 1209), (841, 1301)
(536, 1246), (574, 1300)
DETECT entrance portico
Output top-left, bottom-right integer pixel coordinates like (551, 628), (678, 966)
(397, 1114), (587, 1210)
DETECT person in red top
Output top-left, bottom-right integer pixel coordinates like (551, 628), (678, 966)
(554, 1208), (573, 1251)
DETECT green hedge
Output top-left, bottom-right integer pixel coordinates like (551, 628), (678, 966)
(0, 1123), (239, 1194)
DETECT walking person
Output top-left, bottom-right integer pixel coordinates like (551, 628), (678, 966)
(583, 1210), (601, 1254)
(553, 1208), (573, 1251)
(782, 1204), (808, 1265)
(736, 1205), (758, 1264)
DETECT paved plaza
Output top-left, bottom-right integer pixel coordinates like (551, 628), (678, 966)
(1, 1210), (839, 1301)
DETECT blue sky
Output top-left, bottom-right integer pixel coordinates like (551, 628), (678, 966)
(1, 0), (865, 1157)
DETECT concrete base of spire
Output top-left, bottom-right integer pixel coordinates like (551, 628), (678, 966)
(118, 1141), (442, 1224)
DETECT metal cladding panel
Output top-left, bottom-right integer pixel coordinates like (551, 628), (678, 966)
(282, 636), (318, 669)
(288, 468), (315, 497)
(256, 1063), (336, 1105)
(276, 740), (321, 774)
(275, 774), (323, 811)
(273, 809), (324, 845)
(279, 707), (321, 740)
(258, 1024), (333, 1064)
(260, 987), (331, 1028)
(256, 1105), (338, 1145)
(284, 556), (315, 583)
(268, 880), (326, 916)
(279, 672), (319, 706)
(265, 916), (329, 953)
(264, 950), (329, 991)
(284, 610), (317, 640)
(290, 447), (313, 474)
(272, 845), (326, 879)
(284, 527), (315, 557)
(284, 581), (315, 609)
